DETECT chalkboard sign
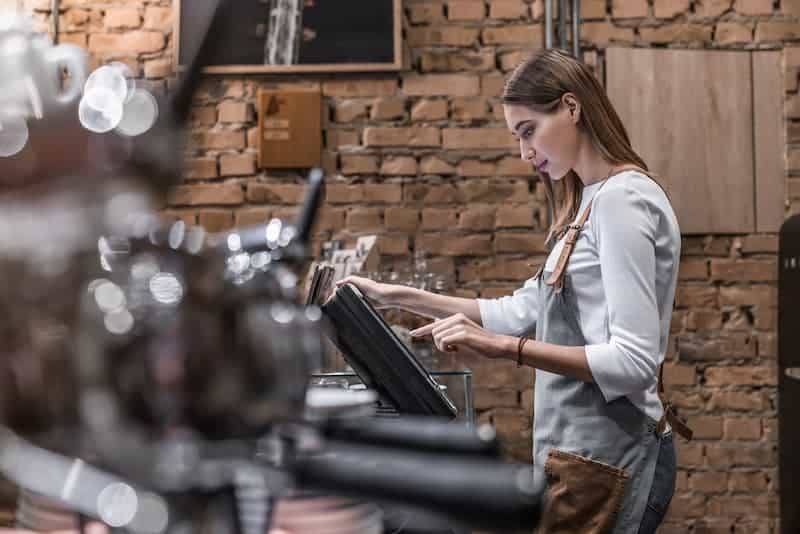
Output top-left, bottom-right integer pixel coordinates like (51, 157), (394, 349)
(175, 0), (402, 74)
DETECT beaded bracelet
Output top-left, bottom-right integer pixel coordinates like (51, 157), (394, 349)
(517, 336), (530, 367)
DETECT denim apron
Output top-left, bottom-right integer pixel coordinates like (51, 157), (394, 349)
(531, 173), (690, 533)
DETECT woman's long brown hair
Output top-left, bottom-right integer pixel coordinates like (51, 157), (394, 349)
(502, 49), (655, 245)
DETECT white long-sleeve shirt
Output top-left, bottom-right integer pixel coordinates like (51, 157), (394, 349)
(477, 170), (681, 421)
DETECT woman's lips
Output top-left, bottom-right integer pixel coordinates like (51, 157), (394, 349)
(536, 159), (549, 173)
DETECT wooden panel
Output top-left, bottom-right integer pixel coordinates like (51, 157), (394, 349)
(606, 48), (755, 234)
(753, 51), (786, 232)
(257, 88), (322, 168)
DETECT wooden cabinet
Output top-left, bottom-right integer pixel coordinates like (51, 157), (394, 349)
(606, 48), (785, 234)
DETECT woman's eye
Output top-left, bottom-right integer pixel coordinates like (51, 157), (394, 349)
(521, 128), (534, 139)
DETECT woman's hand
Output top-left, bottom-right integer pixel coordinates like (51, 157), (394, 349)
(410, 313), (511, 360)
(333, 276), (395, 308)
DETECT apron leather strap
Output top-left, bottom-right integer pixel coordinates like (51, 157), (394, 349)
(656, 364), (694, 440)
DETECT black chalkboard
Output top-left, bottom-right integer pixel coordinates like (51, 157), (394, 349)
(175, 0), (402, 74)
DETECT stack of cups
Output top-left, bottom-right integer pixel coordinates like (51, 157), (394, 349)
(79, 62), (158, 137)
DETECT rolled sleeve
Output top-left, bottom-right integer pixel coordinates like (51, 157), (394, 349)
(586, 183), (661, 402)
(477, 279), (539, 336)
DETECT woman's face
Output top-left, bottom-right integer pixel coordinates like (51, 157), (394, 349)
(503, 99), (579, 180)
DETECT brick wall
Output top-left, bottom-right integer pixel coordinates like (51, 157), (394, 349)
(21, 0), (800, 531)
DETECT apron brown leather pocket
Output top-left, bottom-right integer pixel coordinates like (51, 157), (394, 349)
(538, 449), (629, 534)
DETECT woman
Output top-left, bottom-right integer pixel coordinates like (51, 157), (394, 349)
(335, 49), (690, 533)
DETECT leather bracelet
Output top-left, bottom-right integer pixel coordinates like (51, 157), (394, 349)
(517, 336), (530, 367)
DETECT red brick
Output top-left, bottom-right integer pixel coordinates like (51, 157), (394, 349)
(246, 183), (305, 204)
(384, 207), (419, 232)
(88, 31), (165, 55)
(612, 0), (648, 17)
(184, 157), (217, 180)
(639, 24), (712, 43)
(736, 0), (773, 15)
(495, 205), (535, 228)
(370, 98), (406, 120)
(403, 74), (481, 97)
(417, 234), (493, 256)
(710, 260), (777, 282)
(364, 127), (441, 147)
(688, 472), (728, 494)
(654, 0), (690, 17)
(411, 99), (449, 121)
(686, 310), (722, 331)
(664, 495), (706, 520)
(363, 184), (403, 204)
(322, 80), (397, 97)
(663, 363), (696, 386)
(679, 259), (708, 280)
(580, 22), (636, 44)
(702, 0), (733, 16)
(481, 73), (506, 97)
(675, 441), (705, 469)
(478, 258), (535, 280)
(716, 21), (753, 44)
(409, 2), (445, 23)
(754, 306), (777, 330)
(420, 156), (456, 175)
(470, 360), (534, 388)
(325, 184), (363, 204)
(496, 157), (533, 176)
(404, 183), (459, 204)
(314, 207), (347, 233)
(421, 208), (459, 230)
(60, 9), (90, 30)
(334, 100), (368, 123)
(758, 332), (777, 358)
(675, 285), (718, 308)
(341, 154), (379, 175)
(718, 286), (777, 307)
(686, 416), (723, 439)
(143, 6), (172, 31)
(143, 58), (172, 78)
(380, 156), (418, 176)
(103, 7), (141, 29)
(451, 97), (489, 120)
(326, 129), (360, 149)
(190, 130), (246, 150)
(168, 184), (244, 206)
(677, 332), (756, 361)
(499, 50), (531, 72)
(459, 205), (496, 230)
(458, 159), (496, 177)
(447, 0), (486, 20)
(457, 180), (529, 203)
(406, 26), (481, 47)
(346, 208), (383, 231)
(419, 50), (496, 72)
(442, 128), (513, 149)
(729, 472), (770, 493)
(708, 390), (768, 412)
(218, 101), (254, 123)
(377, 235), (410, 255)
(219, 153), (256, 176)
(482, 25), (543, 45)
(724, 418), (762, 441)
(235, 208), (271, 227)
(739, 234), (778, 254)
(495, 232), (548, 254)
(492, 408), (531, 439)
(191, 106), (216, 126)
(197, 210), (234, 232)
(489, 0), (527, 19)
(756, 21), (800, 41)
(704, 366), (777, 387)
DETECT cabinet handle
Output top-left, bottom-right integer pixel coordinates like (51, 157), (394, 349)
(786, 367), (800, 380)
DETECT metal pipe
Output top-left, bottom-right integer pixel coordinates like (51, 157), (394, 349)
(50, 0), (59, 44)
(545, 0), (553, 49)
(558, 0), (567, 50)
(572, 0), (581, 58)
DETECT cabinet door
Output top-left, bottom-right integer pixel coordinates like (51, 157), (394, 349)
(606, 48), (783, 234)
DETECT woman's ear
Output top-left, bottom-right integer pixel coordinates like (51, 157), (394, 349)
(562, 93), (581, 124)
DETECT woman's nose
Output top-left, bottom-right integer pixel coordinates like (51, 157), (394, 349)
(520, 142), (535, 162)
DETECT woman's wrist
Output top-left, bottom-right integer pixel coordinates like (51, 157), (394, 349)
(494, 335), (519, 361)
(384, 283), (417, 309)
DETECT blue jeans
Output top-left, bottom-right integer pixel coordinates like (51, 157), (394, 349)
(637, 432), (677, 533)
